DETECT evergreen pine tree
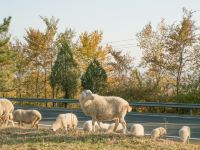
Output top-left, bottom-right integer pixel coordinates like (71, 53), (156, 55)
(0, 16), (15, 92)
(81, 58), (107, 94)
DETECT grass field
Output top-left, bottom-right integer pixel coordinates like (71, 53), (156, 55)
(0, 127), (199, 150)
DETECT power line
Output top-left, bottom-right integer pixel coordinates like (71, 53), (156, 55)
(101, 38), (136, 45)
(112, 45), (139, 50)
(112, 43), (137, 48)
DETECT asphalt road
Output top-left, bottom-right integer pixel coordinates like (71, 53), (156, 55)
(15, 106), (200, 140)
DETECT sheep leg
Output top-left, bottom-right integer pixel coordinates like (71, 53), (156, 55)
(119, 117), (127, 134)
(9, 120), (15, 127)
(32, 120), (37, 128)
(97, 121), (102, 130)
(33, 121), (39, 129)
(35, 123), (39, 129)
(187, 136), (189, 144)
(18, 122), (21, 127)
(62, 124), (68, 132)
(4, 117), (9, 127)
(92, 117), (97, 132)
(113, 118), (119, 132)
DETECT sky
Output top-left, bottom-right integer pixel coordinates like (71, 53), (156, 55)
(1, 0), (200, 65)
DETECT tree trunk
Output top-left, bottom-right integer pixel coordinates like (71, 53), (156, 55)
(36, 70), (40, 98)
(44, 68), (47, 98)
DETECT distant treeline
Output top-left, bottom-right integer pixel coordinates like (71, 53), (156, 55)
(0, 8), (200, 103)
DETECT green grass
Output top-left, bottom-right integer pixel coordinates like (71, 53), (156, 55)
(0, 127), (199, 150)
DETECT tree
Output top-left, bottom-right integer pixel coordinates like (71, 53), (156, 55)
(76, 30), (109, 71)
(167, 9), (197, 96)
(137, 20), (169, 91)
(11, 40), (28, 97)
(0, 16), (15, 93)
(81, 59), (107, 94)
(108, 48), (133, 81)
(50, 30), (80, 99)
(24, 16), (58, 98)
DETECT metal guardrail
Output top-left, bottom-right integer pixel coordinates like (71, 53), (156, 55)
(1, 97), (200, 115)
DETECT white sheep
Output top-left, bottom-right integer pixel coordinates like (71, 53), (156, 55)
(82, 120), (110, 132)
(151, 127), (167, 140)
(0, 98), (14, 127)
(130, 124), (144, 137)
(83, 120), (100, 132)
(51, 113), (78, 132)
(107, 123), (125, 133)
(13, 109), (42, 128)
(79, 90), (132, 133)
(179, 126), (191, 144)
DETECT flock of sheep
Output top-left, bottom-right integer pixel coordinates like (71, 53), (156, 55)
(0, 90), (191, 144)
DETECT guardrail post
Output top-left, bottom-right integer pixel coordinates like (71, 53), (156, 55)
(64, 103), (68, 108)
(20, 99), (23, 106)
(189, 109), (193, 116)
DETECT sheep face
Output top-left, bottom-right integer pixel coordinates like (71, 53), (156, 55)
(51, 122), (61, 132)
(80, 90), (94, 102)
(160, 128), (167, 137)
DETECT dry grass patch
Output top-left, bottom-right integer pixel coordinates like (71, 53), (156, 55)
(0, 127), (199, 150)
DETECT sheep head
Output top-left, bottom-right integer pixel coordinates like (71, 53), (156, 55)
(80, 90), (94, 102)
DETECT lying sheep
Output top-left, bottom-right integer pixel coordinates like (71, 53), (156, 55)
(107, 123), (124, 133)
(83, 120), (100, 132)
(0, 98), (14, 127)
(51, 113), (78, 132)
(130, 124), (144, 137)
(83, 120), (110, 132)
(79, 90), (132, 133)
(13, 109), (42, 128)
(179, 126), (191, 144)
(151, 127), (167, 140)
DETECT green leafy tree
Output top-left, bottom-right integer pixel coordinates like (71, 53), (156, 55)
(0, 16), (15, 93)
(81, 59), (107, 94)
(50, 30), (80, 98)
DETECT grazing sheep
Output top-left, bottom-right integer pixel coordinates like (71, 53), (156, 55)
(151, 127), (167, 140)
(130, 124), (144, 137)
(179, 126), (191, 144)
(0, 98), (14, 127)
(13, 109), (42, 128)
(79, 90), (132, 133)
(51, 113), (78, 132)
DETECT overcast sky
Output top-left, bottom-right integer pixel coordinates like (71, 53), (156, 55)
(1, 0), (200, 65)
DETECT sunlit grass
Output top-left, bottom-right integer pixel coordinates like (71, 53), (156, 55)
(0, 127), (199, 150)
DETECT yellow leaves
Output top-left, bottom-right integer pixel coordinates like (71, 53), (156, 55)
(76, 30), (109, 71)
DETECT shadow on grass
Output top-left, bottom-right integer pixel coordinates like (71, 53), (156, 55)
(0, 127), (134, 146)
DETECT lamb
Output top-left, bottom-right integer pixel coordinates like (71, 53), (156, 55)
(83, 120), (100, 132)
(51, 113), (78, 132)
(179, 126), (191, 144)
(0, 98), (14, 127)
(83, 120), (109, 132)
(13, 109), (42, 128)
(79, 90), (132, 133)
(107, 123), (124, 133)
(130, 124), (144, 137)
(151, 127), (167, 140)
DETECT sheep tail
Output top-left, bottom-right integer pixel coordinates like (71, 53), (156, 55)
(127, 105), (132, 112)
